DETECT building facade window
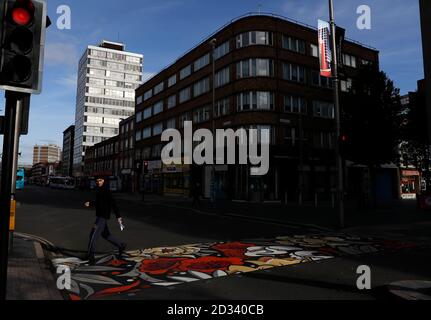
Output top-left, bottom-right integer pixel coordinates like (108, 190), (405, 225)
(310, 44), (319, 57)
(237, 59), (274, 78)
(103, 117), (120, 125)
(342, 53), (357, 68)
(153, 101), (164, 115)
(284, 127), (299, 146)
(246, 125), (274, 145)
(154, 82), (164, 95)
(135, 130), (142, 141)
(313, 131), (335, 149)
(179, 87), (191, 103)
(194, 54), (210, 71)
(193, 106), (210, 124)
(152, 144), (163, 158)
(152, 123), (163, 136)
(312, 101), (335, 119)
(214, 98), (230, 118)
(341, 78), (353, 92)
(88, 78), (105, 86)
(193, 77), (210, 97)
(214, 41), (230, 60)
(236, 31), (273, 48)
(143, 107), (152, 119)
(105, 89), (124, 98)
(167, 94), (177, 109)
(282, 63), (306, 83)
(179, 112), (192, 128)
(180, 65), (192, 80)
(88, 87), (104, 95)
(142, 127), (151, 139)
(86, 116), (103, 124)
(166, 118), (176, 129)
(237, 91), (274, 111)
(168, 74), (177, 87)
(311, 70), (332, 88)
(215, 67), (230, 87)
(284, 95), (307, 114)
(361, 59), (372, 66)
(282, 36), (306, 54)
(144, 89), (153, 101)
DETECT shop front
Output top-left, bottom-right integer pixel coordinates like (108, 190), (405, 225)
(162, 163), (190, 197)
(120, 169), (133, 193)
(400, 169), (421, 199)
(147, 160), (163, 194)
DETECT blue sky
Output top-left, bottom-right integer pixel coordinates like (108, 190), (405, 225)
(0, 0), (423, 165)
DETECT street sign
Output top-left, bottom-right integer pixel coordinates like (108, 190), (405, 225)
(318, 19), (332, 77)
(335, 26), (346, 76)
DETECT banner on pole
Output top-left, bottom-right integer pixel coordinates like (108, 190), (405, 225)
(318, 19), (332, 77)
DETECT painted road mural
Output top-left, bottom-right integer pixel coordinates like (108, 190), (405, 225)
(50, 234), (416, 300)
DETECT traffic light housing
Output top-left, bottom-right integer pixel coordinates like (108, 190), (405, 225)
(143, 161), (149, 175)
(0, 0), (47, 94)
(339, 133), (351, 158)
(135, 161), (142, 173)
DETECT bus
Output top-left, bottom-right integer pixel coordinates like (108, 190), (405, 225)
(16, 168), (25, 190)
(49, 177), (76, 190)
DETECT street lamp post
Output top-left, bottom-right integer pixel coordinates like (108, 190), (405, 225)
(328, 0), (345, 228)
(210, 38), (217, 203)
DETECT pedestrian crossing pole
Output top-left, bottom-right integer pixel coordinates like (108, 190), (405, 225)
(0, 92), (24, 300)
(328, 0), (345, 228)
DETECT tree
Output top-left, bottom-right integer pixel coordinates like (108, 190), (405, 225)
(399, 82), (430, 190)
(341, 64), (403, 206)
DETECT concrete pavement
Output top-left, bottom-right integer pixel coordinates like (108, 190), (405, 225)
(6, 235), (62, 300)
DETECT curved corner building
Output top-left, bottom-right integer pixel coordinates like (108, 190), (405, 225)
(133, 14), (379, 202)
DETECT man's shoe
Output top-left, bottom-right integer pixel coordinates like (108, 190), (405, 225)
(85, 254), (96, 265)
(118, 243), (127, 259)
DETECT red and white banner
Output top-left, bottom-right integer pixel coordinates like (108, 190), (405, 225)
(318, 20), (332, 78)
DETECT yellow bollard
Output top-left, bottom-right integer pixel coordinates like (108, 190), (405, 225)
(9, 199), (16, 231)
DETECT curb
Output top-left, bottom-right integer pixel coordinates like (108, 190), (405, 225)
(33, 241), (64, 300)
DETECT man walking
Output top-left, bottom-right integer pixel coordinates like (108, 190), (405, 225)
(85, 177), (126, 264)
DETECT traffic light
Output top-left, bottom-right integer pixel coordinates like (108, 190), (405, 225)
(339, 133), (351, 158)
(0, 0), (48, 94)
(143, 161), (149, 175)
(135, 161), (142, 173)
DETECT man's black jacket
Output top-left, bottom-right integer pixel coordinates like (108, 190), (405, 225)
(89, 186), (121, 220)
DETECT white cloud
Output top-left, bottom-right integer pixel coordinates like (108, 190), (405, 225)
(54, 73), (77, 89)
(44, 42), (79, 67)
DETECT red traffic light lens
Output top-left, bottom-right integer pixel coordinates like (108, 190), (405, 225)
(12, 7), (31, 25)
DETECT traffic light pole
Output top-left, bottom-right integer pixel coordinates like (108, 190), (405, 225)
(0, 91), (24, 300)
(9, 91), (23, 253)
(329, 0), (345, 228)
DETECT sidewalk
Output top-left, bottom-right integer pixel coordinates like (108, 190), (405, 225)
(116, 192), (431, 231)
(6, 236), (62, 300)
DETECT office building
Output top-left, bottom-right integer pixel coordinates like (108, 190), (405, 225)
(133, 14), (379, 201)
(72, 40), (143, 176)
(61, 125), (75, 177)
(33, 144), (62, 165)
